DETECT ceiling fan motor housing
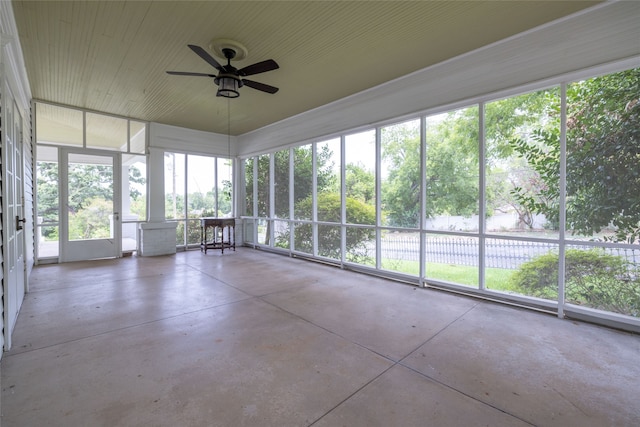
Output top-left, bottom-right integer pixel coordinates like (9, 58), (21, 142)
(221, 48), (237, 60)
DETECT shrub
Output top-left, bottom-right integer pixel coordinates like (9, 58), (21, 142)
(276, 192), (375, 261)
(509, 248), (640, 317)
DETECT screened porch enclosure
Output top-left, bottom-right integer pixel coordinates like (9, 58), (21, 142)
(241, 66), (640, 327)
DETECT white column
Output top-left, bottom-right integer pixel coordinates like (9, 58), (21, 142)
(147, 146), (165, 222)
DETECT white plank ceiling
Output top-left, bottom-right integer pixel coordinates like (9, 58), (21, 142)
(12, 1), (600, 136)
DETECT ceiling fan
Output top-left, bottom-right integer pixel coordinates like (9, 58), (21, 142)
(167, 44), (279, 98)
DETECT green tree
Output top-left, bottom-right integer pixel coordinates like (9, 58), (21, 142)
(126, 165), (147, 220)
(130, 197), (147, 219)
(426, 108), (480, 218)
(36, 161), (59, 223)
(67, 163), (113, 213)
(487, 89), (561, 229)
(249, 147), (334, 219)
(38, 162), (115, 218)
(379, 96), (562, 231)
(345, 163), (374, 205)
(127, 165), (145, 200)
(218, 179), (232, 216)
(165, 194), (185, 219)
(510, 67), (640, 241)
(381, 121), (421, 228)
(248, 145), (336, 243)
(566, 68), (640, 241)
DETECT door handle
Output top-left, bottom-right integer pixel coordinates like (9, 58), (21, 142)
(16, 215), (26, 230)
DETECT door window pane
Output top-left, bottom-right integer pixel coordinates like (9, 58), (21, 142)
(67, 153), (114, 240)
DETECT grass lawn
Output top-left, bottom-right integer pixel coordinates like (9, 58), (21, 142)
(380, 259), (520, 292)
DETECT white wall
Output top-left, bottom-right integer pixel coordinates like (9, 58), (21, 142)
(237, 1), (640, 157)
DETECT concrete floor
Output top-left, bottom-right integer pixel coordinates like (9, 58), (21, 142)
(2, 248), (639, 426)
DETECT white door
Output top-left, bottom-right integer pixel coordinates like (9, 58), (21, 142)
(3, 97), (26, 350)
(60, 149), (121, 262)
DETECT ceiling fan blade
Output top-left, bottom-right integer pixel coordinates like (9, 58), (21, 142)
(166, 71), (216, 77)
(242, 79), (279, 94)
(188, 44), (225, 71)
(238, 59), (279, 76)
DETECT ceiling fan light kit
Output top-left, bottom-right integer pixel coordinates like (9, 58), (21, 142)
(166, 39), (279, 99)
(215, 74), (241, 98)
(214, 48), (242, 98)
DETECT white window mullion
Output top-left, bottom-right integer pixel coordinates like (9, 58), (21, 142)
(558, 82), (568, 319)
(419, 116), (427, 287)
(375, 126), (382, 270)
(340, 135), (346, 266)
(213, 157), (219, 216)
(253, 156), (258, 245)
(289, 148), (295, 254)
(269, 153), (275, 246)
(312, 143), (318, 256)
(478, 103), (486, 291)
(183, 154), (189, 247)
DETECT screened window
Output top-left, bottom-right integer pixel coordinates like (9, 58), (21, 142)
(240, 65), (640, 323)
(164, 152), (234, 247)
